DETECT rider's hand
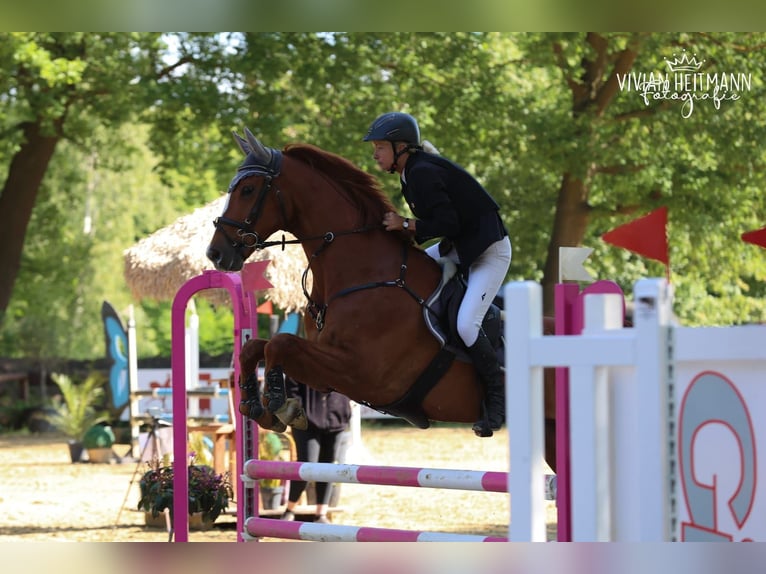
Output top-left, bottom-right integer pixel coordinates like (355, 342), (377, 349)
(382, 211), (401, 231)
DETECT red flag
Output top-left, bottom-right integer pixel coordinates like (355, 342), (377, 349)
(602, 207), (669, 265)
(742, 226), (766, 250)
(256, 300), (273, 315)
(241, 259), (273, 292)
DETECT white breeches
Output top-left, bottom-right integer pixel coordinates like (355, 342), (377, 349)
(425, 235), (512, 347)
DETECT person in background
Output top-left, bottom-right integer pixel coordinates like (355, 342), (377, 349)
(364, 111), (512, 438)
(280, 377), (352, 523)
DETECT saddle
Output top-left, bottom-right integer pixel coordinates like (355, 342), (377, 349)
(422, 258), (504, 364)
(365, 258), (504, 428)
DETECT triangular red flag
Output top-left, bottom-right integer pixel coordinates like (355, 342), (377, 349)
(256, 300), (273, 315)
(241, 259), (273, 292)
(742, 226), (766, 250)
(602, 206), (669, 265)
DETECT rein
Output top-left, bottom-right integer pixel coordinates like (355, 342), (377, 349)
(303, 239), (426, 331)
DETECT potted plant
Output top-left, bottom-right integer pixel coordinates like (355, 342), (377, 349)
(137, 454), (233, 530)
(82, 422), (116, 463)
(46, 373), (109, 463)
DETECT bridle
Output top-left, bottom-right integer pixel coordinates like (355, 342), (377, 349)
(212, 150), (287, 252)
(213, 149), (378, 253)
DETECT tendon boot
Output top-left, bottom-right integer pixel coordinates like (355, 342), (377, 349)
(466, 330), (505, 437)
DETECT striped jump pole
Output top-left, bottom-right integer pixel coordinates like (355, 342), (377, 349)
(243, 517), (506, 542)
(243, 460), (508, 492)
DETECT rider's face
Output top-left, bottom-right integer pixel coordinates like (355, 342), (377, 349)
(370, 140), (392, 171)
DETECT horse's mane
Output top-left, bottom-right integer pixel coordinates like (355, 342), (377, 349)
(282, 143), (398, 225)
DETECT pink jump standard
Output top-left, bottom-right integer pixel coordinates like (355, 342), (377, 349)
(170, 266), (269, 542)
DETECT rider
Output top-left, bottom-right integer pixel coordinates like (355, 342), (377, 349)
(364, 111), (512, 437)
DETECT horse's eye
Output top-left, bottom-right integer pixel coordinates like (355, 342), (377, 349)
(241, 185), (255, 196)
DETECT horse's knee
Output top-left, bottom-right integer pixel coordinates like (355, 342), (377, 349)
(263, 333), (299, 364)
(240, 338), (266, 366)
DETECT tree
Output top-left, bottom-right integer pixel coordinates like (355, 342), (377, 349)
(524, 33), (766, 321)
(0, 33), (235, 323)
(1, 34), (145, 319)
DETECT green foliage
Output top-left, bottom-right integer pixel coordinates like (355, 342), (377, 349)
(137, 298), (235, 358)
(46, 373), (108, 441)
(0, 122), (187, 359)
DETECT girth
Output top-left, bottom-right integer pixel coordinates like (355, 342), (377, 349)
(358, 347), (456, 429)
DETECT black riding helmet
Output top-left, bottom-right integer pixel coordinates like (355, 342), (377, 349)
(363, 112), (421, 144)
(363, 112), (421, 173)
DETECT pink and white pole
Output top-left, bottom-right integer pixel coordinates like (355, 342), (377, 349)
(244, 517), (506, 542)
(244, 460), (508, 492)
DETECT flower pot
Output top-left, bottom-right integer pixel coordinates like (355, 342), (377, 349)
(67, 440), (84, 463)
(86, 447), (112, 463)
(143, 511), (214, 531)
(260, 485), (285, 510)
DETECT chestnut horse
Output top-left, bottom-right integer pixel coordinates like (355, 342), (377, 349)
(207, 129), (557, 470)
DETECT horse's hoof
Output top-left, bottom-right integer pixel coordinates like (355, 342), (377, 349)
(290, 411), (308, 430)
(472, 420), (494, 438)
(270, 419), (287, 433)
(240, 399), (264, 420)
(274, 399), (308, 430)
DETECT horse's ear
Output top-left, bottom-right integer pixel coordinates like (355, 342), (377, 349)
(244, 127), (273, 164)
(232, 131), (250, 155)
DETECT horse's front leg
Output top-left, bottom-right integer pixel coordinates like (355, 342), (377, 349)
(261, 362), (308, 430)
(263, 333), (356, 428)
(238, 338), (288, 432)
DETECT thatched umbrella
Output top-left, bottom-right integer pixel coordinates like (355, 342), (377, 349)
(123, 196), (308, 312)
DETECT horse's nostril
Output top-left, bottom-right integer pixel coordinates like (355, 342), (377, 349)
(206, 246), (220, 263)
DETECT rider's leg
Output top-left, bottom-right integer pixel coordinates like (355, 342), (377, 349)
(458, 237), (512, 437)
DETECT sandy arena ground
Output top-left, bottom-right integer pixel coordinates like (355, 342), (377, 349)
(0, 423), (556, 542)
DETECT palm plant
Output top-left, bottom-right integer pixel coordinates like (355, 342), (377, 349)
(47, 373), (109, 442)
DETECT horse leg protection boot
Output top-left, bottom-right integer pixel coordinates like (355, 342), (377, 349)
(467, 330), (505, 437)
(239, 372), (264, 420)
(264, 366), (286, 413)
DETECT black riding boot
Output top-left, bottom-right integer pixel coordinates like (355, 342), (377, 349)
(466, 330), (505, 438)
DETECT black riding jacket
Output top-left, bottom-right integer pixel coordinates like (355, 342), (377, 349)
(401, 151), (508, 273)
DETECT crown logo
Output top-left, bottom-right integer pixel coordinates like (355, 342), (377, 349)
(665, 50), (704, 72)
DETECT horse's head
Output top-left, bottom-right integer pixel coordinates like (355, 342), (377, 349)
(207, 128), (285, 271)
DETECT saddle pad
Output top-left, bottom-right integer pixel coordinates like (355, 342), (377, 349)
(422, 258), (471, 363)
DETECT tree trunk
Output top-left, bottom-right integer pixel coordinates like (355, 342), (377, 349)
(541, 173), (591, 315)
(0, 120), (62, 319)
(540, 34), (641, 315)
